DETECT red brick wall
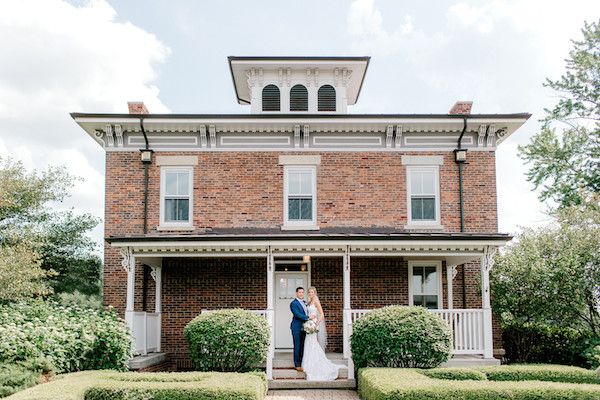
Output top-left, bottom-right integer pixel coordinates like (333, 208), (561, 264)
(310, 257), (343, 353)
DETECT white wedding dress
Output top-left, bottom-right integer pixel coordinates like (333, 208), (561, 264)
(301, 304), (342, 381)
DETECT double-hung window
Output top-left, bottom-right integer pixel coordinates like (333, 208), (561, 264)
(283, 166), (317, 229)
(160, 166), (193, 228)
(409, 261), (442, 309)
(407, 166), (440, 225)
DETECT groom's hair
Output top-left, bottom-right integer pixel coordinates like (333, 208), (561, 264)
(295, 286), (304, 293)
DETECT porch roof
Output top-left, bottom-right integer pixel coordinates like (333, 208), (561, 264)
(106, 228), (511, 243)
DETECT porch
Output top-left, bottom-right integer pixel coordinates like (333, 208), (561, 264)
(112, 231), (506, 380)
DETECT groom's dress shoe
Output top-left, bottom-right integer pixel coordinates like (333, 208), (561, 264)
(295, 367), (304, 372)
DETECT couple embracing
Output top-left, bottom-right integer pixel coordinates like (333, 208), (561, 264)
(290, 286), (342, 381)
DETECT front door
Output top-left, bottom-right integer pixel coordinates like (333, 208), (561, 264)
(274, 272), (309, 349)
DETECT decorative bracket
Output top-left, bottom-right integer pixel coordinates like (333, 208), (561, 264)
(395, 125), (403, 147)
(267, 246), (273, 272)
(344, 245), (351, 271)
(120, 247), (134, 274)
(385, 125), (393, 148)
(293, 125), (301, 148)
(478, 125), (487, 147)
(483, 246), (498, 272)
(450, 265), (458, 280)
(303, 125), (310, 147)
(94, 130), (105, 146)
(105, 124), (114, 147)
(208, 125), (216, 147)
(487, 125), (496, 147)
(114, 125), (123, 147)
(149, 266), (159, 281)
(199, 125), (207, 148)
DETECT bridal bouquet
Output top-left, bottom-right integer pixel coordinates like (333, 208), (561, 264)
(303, 319), (319, 334)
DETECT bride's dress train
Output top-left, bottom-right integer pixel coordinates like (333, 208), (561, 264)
(301, 304), (342, 381)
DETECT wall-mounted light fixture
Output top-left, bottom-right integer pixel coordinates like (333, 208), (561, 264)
(140, 148), (154, 164)
(454, 148), (468, 163)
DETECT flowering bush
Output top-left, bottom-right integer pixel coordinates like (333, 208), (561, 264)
(0, 301), (131, 373)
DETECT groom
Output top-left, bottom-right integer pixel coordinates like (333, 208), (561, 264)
(290, 286), (315, 371)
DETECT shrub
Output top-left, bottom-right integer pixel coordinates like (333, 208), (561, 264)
(583, 343), (600, 370)
(7, 371), (267, 400)
(0, 301), (131, 373)
(0, 362), (40, 398)
(358, 368), (600, 400)
(479, 364), (600, 384)
(184, 309), (269, 372)
(502, 322), (593, 366)
(351, 306), (452, 369)
(422, 368), (487, 381)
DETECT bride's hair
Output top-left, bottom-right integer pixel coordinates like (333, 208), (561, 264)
(307, 286), (318, 304)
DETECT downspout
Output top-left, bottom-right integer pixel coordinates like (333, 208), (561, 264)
(139, 118), (151, 311)
(456, 117), (468, 309)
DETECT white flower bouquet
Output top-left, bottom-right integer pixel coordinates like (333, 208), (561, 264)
(303, 319), (319, 334)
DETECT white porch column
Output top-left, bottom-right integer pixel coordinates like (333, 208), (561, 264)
(266, 247), (275, 380)
(343, 245), (354, 380)
(121, 248), (136, 330)
(446, 264), (456, 310)
(481, 247), (497, 359)
(150, 263), (162, 352)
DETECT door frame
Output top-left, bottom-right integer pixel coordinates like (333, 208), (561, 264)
(273, 259), (311, 349)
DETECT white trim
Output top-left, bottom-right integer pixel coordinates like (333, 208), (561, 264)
(408, 260), (443, 309)
(282, 165), (318, 229)
(156, 155), (198, 166)
(278, 155), (321, 165)
(406, 165), (441, 226)
(159, 166), (194, 229)
(401, 155), (444, 166)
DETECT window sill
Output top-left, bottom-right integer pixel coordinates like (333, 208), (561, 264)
(156, 225), (195, 232)
(404, 223), (445, 231)
(281, 225), (320, 231)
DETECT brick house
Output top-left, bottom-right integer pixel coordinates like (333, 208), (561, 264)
(72, 56), (529, 384)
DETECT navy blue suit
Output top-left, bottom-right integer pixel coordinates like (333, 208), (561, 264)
(290, 298), (309, 367)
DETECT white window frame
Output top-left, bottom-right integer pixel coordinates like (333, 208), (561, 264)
(282, 165), (318, 230)
(408, 260), (443, 309)
(159, 166), (194, 230)
(406, 165), (441, 227)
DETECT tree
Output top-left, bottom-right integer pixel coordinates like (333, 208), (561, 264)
(491, 196), (600, 335)
(0, 157), (101, 301)
(519, 20), (600, 208)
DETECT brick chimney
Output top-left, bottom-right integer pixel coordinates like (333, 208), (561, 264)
(449, 101), (473, 115)
(128, 101), (149, 114)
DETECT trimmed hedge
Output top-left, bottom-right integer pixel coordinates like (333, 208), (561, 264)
(358, 368), (600, 400)
(351, 306), (452, 369)
(184, 309), (269, 372)
(7, 371), (267, 400)
(0, 363), (40, 398)
(479, 364), (600, 384)
(421, 368), (487, 381)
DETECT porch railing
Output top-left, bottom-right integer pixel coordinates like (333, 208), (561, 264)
(131, 311), (161, 355)
(349, 308), (485, 355)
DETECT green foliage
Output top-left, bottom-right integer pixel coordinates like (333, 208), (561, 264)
(519, 21), (600, 208)
(479, 364), (600, 385)
(6, 371), (267, 400)
(491, 201), (600, 335)
(0, 157), (101, 301)
(421, 368), (487, 381)
(351, 306), (452, 369)
(0, 301), (131, 373)
(0, 243), (55, 301)
(501, 322), (592, 366)
(0, 362), (40, 398)
(583, 344), (600, 370)
(358, 367), (600, 400)
(184, 309), (270, 372)
(56, 291), (103, 311)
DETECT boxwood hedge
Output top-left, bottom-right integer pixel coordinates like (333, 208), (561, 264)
(479, 364), (600, 384)
(184, 309), (269, 372)
(421, 368), (487, 381)
(359, 368), (600, 400)
(351, 306), (452, 369)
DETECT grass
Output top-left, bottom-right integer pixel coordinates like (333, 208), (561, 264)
(359, 366), (600, 400)
(6, 371), (267, 400)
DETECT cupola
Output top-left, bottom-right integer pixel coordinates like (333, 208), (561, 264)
(228, 56), (370, 114)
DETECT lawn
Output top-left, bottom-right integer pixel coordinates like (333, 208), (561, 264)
(359, 365), (600, 400)
(6, 370), (267, 400)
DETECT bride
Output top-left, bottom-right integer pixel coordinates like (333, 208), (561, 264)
(301, 286), (342, 381)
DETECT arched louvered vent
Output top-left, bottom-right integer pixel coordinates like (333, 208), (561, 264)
(262, 84), (281, 112)
(318, 85), (336, 112)
(290, 84), (308, 111)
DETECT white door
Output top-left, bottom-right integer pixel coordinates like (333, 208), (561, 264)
(275, 272), (309, 349)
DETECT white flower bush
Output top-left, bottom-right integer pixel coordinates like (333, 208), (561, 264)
(0, 301), (131, 373)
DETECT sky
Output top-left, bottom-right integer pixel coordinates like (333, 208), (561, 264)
(1, 0), (598, 248)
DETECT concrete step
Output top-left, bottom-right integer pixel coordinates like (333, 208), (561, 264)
(268, 379), (356, 390)
(273, 367), (348, 379)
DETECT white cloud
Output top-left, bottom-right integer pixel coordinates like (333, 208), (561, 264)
(0, 0), (170, 245)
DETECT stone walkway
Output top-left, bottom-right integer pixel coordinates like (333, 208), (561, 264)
(267, 390), (359, 399)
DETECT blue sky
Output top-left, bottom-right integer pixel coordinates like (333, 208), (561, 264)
(1, 0), (599, 247)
